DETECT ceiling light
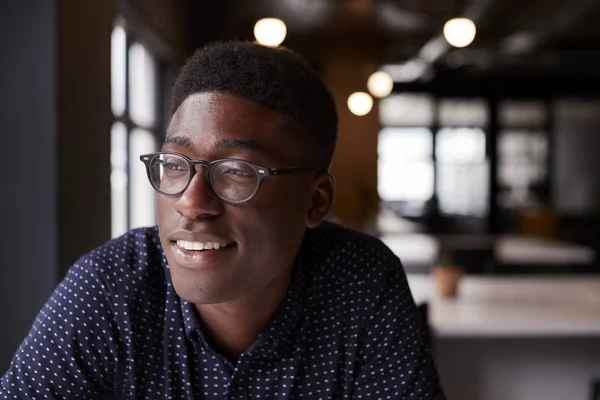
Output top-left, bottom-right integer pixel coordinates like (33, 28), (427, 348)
(254, 18), (287, 47)
(443, 18), (476, 48)
(367, 71), (394, 98)
(347, 92), (373, 116)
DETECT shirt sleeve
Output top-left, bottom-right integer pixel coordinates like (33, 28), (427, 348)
(353, 262), (446, 399)
(1, 261), (121, 399)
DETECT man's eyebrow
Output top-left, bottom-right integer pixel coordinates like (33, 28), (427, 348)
(215, 139), (264, 152)
(162, 136), (192, 149)
(162, 136), (267, 154)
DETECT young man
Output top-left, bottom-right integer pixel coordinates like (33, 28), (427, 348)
(1, 42), (445, 399)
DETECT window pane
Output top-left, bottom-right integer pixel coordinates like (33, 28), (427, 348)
(129, 43), (156, 127)
(111, 122), (128, 238)
(437, 162), (490, 217)
(379, 94), (434, 126)
(129, 129), (157, 229)
(436, 127), (489, 216)
(111, 26), (126, 117)
(498, 130), (548, 208)
(378, 128), (434, 201)
(436, 127), (486, 163)
(439, 98), (488, 127)
(499, 100), (546, 128)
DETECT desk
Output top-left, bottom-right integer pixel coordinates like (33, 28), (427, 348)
(381, 233), (596, 268)
(407, 274), (600, 400)
(496, 236), (595, 265)
(407, 274), (600, 337)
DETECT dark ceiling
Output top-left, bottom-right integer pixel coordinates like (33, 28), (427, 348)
(223, 0), (600, 80)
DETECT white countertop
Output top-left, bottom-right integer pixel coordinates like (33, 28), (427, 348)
(381, 233), (596, 267)
(407, 274), (600, 338)
(495, 236), (596, 264)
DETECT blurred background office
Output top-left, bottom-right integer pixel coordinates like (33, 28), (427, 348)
(1, 0), (600, 399)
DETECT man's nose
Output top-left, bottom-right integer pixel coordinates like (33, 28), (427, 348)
(173, 169), (223, 220)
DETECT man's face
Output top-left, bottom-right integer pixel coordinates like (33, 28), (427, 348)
(157, 92), (332, 305)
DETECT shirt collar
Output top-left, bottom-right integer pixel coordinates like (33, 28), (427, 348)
(153, 228), (205, 345)
(259, 250), (308, 356)
(180, 297), (205, 345)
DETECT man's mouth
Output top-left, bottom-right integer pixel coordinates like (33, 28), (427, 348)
(175, 240), (234, 251)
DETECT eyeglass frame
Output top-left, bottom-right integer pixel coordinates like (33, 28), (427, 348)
(139, 151), (317, 204)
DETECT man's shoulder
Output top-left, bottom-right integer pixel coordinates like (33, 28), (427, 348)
(304, 221), (398, 262)
(302, 221), (402, 286)
(299, 222), (415, 341)
(75, 226), (165, 285)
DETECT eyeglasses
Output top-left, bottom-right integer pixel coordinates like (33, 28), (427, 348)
(139, 151), (316, 204)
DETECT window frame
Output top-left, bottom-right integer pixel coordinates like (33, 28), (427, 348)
(110, 17), (171, 237)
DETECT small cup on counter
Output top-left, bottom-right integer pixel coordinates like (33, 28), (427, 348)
(431, 264), (465, 298)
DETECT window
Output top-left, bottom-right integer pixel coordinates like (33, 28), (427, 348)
(378, 95), (492, 220)
(379, 93), (435, 127)
(110, 22), (161, 238)
(497, 100), (549, 208)
(436, 98), (490, 217)
(436, 127), (489, 217)
(498, 130), (548, 208)
(438, 98), (488, 128)
(110, 122), (128, 236)
(378, 94), (435, 217)
(378, 128), (434, 202)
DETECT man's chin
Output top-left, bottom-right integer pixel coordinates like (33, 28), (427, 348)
(173, 282), (229, 304)
(171, 276), (233, 305)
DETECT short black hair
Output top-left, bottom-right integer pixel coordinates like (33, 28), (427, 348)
(171, 41), (338, 170)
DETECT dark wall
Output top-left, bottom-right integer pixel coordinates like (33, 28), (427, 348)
(58, 0), (113, 276)
(0, 0), (114, 372)
(0, 0), (59, 370)
(0, 0), (191, 372)
(185, 0), (235, 53)
(554, 99), (600, 215)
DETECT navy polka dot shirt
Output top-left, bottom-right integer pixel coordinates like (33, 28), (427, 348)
(1, 222), (444, 399)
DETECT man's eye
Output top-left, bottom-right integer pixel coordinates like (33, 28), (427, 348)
(163, 163), (187, 172)
(223, 168), (251, 176)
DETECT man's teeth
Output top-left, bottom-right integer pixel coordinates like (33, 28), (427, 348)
(176, 240), (229, 251)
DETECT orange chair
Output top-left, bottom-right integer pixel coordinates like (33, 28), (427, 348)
(514, 207), (557, 238)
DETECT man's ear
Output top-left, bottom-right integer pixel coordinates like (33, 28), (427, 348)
(306, 173), (336, 228)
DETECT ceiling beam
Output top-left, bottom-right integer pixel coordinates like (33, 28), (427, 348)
(500, 0), (597, 55)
